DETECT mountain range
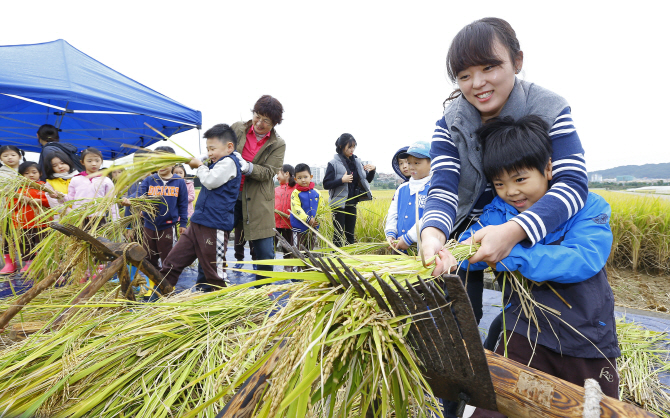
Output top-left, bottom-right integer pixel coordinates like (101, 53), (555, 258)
(589, 162), (670, 179)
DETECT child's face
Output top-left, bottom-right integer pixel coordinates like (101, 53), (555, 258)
(398, 158), (411, 177)
(277, 170), (289, 184)
(206, 138), (234, 164)
(407, 156), (431, 180)
(295, 170), (312, 188)
(111, 169), (123, 179)
(22, 167), (41, 181)
(51, 157), (71, 174)
(82, 154), (102, 173)
(173, 167), (185, 178)
(158, 165), (174, 179)
(1, 150), (20, 169)
(492, 163), (552, 212)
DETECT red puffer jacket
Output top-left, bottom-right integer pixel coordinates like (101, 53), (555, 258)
(13, 183), (50, 229)
(274, 183), (296, 229)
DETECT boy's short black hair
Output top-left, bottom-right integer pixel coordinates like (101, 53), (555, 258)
(203, 124), (237, 148)
(154, 146), (176, 154)
(18, 161), (40, 175)
(294, 163), (311, 175)
(477, 115), (552, 180)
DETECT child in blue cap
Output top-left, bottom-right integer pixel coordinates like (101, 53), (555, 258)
(384, 141), (432, 251)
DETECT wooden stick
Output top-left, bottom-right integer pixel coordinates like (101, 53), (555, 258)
(52, 258), (125, 328)
(0, 267), (66, 332)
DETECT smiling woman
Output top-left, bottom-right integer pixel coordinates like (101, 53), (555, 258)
(418, 18), (591, 418)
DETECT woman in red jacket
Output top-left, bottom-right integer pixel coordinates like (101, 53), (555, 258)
(274, 164), (296, 267)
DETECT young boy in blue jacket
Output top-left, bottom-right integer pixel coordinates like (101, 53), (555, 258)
(461, 116), (620, 416)
(290, 163), (320, 251)
(160, 124), (241, 290)
(384, 141), (432, 252)
(136, 146), (189, 272)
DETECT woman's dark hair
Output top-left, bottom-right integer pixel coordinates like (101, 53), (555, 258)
(295, 163), (311, 175)
(18, 161), (40, 176)
(445, 17), (521, 103)
(281, 164), (296, 187)
(203, 123), (238, 148)
(335, 133), (357, 156)
(477, 115), (552, 181)
(37, 124), (60, 143)
(252, 95), (284, 126)
(80, 147), (103, 161)
(45, 150), (75, 179)
(0, 145), (25, 166)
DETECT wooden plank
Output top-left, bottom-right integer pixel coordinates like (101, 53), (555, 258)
(8, 321), (45, 341)
(486, 350), (657, 417)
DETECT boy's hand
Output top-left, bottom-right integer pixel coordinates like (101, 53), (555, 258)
(468, 221), (527, 264)
(188, 158), (203, 169)
(386, 236), (395, 248)
(179, 227), (186, 235)
(394, 239), (409, 251)
(120, 197), (132, 207)
(308, 217), (318, 227)
(341, 172), (353, 183)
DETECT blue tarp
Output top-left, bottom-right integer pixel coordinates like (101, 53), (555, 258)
(0, 39), (201, 160)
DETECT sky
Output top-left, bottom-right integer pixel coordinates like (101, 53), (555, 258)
(2, 0), (668, 174)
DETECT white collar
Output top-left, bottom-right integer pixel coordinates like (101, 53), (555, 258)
(408, 173), (432, 195)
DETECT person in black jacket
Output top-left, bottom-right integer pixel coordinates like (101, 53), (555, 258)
(36, 124), (84, 180)
(322, 133), (375, 246)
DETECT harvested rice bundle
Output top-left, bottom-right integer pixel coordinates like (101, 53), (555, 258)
(0, 286), (278, 417)
(617, 317), (670, 417)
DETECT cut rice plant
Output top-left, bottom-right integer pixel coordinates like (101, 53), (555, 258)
(617, 317), (670, 417)
(97, 150), (192, 198)
(0, 286), (277, 417)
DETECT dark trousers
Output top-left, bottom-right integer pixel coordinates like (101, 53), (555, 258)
(470, 331), (619, 418)
(143, 226), (174, 272)
(20, 228), (45, 261)
(275, 228), (294, 256)
(160, 223), (228, 289)
(233, 200), (246, 261)
(333, 204), (357, 247)
(293, 230), (316, 252)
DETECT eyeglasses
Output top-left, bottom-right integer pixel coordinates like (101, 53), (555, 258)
(253, 113), (273, 126)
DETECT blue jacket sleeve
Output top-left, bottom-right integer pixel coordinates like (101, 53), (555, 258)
(511, 107), (589, 245)
(421, 118), (460, 238)
(497, 195), (612, 284)
(456, 206), (495, 272)
(177, 180), (189, 228)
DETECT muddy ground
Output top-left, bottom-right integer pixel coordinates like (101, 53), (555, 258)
(609, 267), (670, 313)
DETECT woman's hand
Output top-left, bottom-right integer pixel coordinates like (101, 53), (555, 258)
(341, 172), (353, 183)
(120, 197), (132, 207)
(420, 227), (457, 275)
(467, 221), (527, 264)
(363, 164), (376, 171)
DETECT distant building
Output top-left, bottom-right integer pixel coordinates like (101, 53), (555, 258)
(590, 173), (603, 182)
(616, 175), (635, 182)
(312, 165), (327, 184)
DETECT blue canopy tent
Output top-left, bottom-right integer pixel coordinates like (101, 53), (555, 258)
(0, 39), (201, 160)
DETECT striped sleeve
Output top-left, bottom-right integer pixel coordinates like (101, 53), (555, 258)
(421, 118), (460, 238)
(511, 107), (589, 245)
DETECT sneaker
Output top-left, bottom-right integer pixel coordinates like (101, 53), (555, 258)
(232, 262), (245, 270)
